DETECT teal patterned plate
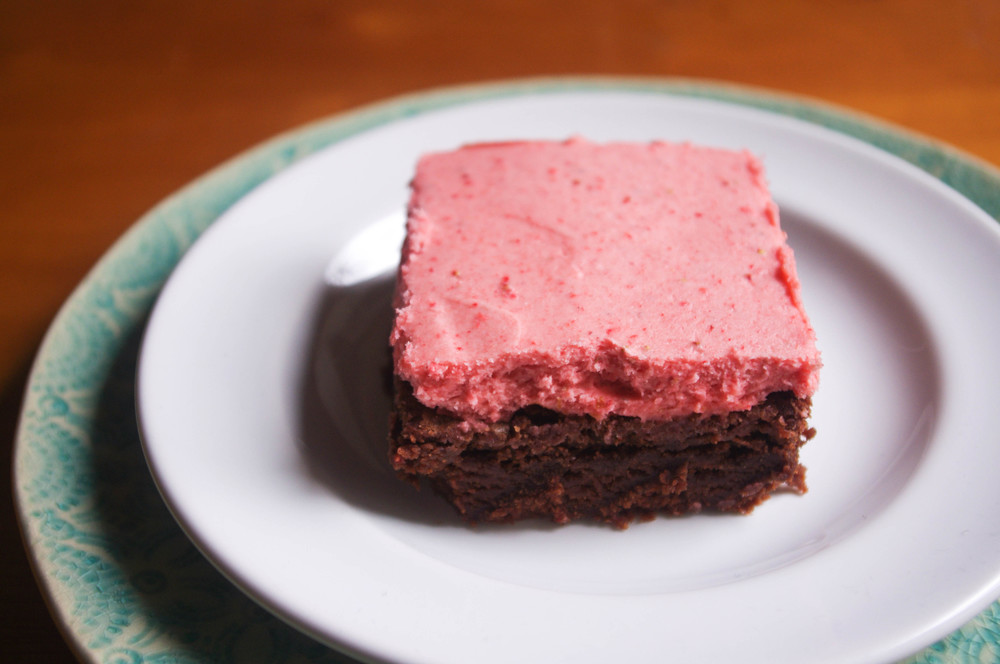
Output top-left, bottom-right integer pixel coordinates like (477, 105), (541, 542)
(14, 78), (1000, 664)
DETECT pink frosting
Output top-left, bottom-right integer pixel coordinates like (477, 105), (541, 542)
(390, 139), (821, 423)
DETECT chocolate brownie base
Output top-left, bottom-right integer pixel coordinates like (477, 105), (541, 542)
(389, 381), (815, 528)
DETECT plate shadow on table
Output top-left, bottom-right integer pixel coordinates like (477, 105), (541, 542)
(3, 347), (80, 663)
(78, 324), (357, 663)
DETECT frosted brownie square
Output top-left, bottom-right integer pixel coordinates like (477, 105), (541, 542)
(388, 138), (820, 527)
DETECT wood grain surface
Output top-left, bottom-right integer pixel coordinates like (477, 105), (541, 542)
(3, 1), (999, 661)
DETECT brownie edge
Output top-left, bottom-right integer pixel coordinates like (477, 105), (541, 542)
(389, 380), (816, 528)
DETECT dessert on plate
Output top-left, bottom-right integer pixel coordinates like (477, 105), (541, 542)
(388, 138), (821, 527)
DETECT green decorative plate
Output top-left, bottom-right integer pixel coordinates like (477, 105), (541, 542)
(13, 78), (1000, 664)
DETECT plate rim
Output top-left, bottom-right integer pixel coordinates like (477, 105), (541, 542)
(14, 76), (1000, 664)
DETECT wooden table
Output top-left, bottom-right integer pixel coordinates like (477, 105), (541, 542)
(3, 2), (999, 661)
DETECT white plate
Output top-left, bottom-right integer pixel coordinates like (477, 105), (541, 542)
(136, 90), (1000, 664)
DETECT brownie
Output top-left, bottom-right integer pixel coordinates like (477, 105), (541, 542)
(387, 139), (820, 528)
(390, 379), (815, 528)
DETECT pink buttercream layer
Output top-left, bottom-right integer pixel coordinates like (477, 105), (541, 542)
(390, 139), (821, 423)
